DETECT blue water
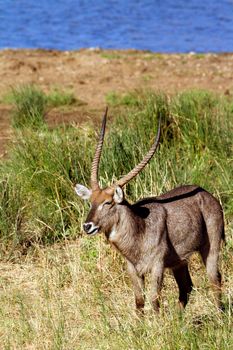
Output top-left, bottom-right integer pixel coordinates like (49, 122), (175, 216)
(0, 0), (233, 52)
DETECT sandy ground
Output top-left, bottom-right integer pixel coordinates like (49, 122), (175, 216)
(0, 49), (233, 154)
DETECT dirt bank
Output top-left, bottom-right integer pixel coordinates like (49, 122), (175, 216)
(0, 49), (233, 154)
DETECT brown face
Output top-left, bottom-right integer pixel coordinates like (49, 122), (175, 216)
(75, 184), (124, 236)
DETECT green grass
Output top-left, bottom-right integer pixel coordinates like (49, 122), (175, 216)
(143, 53), (164, 60)
(0, 88), (232, 251)
(46, 88), (77, 107)
(10, 85), (47, 130)
(105, 91), (142, 107)
(100, 52), (123, 60)
(3, 85), (78, 130)
(0, 125), (94, 254)
(194, 53), (205, 59)
(0, 87), (232, 349)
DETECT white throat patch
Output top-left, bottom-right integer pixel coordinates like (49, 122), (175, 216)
(109, 227), (117, 241)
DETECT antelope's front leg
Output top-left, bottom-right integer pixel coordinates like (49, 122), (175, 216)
(150, 263), (164, 312)
(127, 260), (145, 314)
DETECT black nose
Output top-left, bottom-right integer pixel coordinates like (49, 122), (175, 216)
(83, 223), (91, 233)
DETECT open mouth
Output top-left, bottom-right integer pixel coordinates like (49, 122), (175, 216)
(88, 226), (99, 235)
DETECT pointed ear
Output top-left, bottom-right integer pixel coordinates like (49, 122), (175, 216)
(75, 184), (92, 200)
(113, 186), (124, 204)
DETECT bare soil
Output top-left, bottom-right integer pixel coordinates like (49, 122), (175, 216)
(0, 49), (233, 155)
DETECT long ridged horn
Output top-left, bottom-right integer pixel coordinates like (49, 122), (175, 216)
(90, 107), (108, 190)
(115, 116), (161, 187)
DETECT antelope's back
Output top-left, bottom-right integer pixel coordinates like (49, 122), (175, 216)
(156, 185), (223, 222)
(135, 185), (224, 260)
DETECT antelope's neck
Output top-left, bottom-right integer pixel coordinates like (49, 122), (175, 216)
(107, 204), (145, 263)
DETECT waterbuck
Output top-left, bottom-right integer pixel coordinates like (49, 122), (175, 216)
(75, 108), (224, 312)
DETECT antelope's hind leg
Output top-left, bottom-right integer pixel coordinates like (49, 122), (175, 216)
(200, 207), (224, 309)
(172, 264), (193, 310)
(127, 260), (145, 314)
(200, 243), (222, 309)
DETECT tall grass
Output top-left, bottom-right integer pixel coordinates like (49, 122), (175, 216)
(0, 125), (94, 254)
(6, 85), (77, 130)
(0, 88), (232, 253)
(0, 87), (232, 349)
(10, 85), (47, 130)
(102, 91), (232, 205)
(0, 239), (232, 349)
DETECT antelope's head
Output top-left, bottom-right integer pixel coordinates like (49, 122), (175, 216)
(75, 107), (161, 236)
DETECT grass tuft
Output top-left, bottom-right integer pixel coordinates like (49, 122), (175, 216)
(10, 85), (47, 130)
(6, 85), (79, 130)
(105, 91), (141, 107)
(46, 88), (77, 107)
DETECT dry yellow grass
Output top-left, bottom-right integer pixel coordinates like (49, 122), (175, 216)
(0, 224), (232, 350)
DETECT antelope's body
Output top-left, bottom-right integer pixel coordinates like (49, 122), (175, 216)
(75, 108), (224, 312)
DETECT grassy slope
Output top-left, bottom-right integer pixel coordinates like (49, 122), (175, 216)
(0, 87), (232, 349)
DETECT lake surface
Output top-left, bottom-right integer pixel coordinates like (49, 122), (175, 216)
(0, 0), (233, 52)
